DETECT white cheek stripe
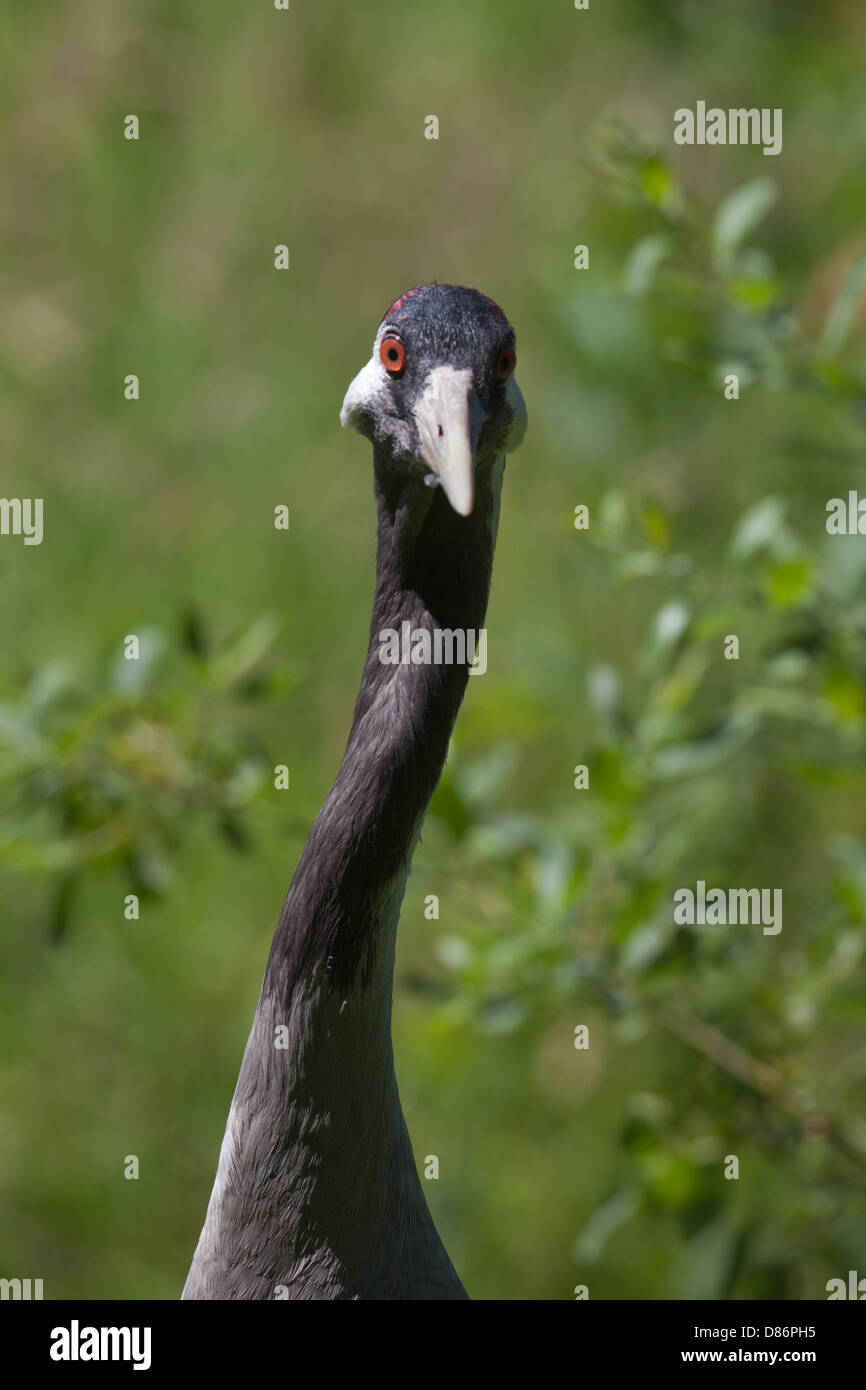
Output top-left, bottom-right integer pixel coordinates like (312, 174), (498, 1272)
(340, 355), (390, 430)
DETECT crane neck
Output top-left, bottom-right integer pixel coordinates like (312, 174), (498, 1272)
(183, 448), (504, 1299)
(267, 447), (504, 996)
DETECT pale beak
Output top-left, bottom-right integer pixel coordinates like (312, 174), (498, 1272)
(411, 366), (487, 517)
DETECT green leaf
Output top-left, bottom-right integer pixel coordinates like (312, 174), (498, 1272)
(642, 499), (670, 551)
(612, 550), (663, 581)
(456, 744), (519, 806)
(624, 234), (672, 296)
(819, 248), (866, 358)
(671, 1216), (742, 1300)
(728, 496), (792, 565)
(823, 667), (864, 725)
(651, 719), (753, 778)
(597, 488), (629, 534)
(763, 558), (813, 609)
(573, 1187), (641, 1262)
(642, 600), (690, 673)
(475, 996), (527, 1035)
(711, 177), (778, 266)
(619, 922), (672, 975)
(653, 646), (710, 715)
(210, 615), (281, 689)
(587, 664), (623, 719)
(639, 156), (681, 213)
(645, 1151), (702, 1209)
(729, 274), (779, 313)
(25, 662), (76, 718)
(109, 628), (167, 694)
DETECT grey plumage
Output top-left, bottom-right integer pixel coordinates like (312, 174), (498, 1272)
(183, 284), (526, 1300)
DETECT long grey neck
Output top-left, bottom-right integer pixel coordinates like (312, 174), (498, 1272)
(183, 451), (504, 1301)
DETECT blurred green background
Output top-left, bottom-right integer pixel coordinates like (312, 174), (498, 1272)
(1, 0), (866, 1300)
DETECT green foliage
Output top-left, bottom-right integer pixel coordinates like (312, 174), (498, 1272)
(0, 614), (290, 938)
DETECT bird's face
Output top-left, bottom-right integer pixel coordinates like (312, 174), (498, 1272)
(340, 284), (527, 516)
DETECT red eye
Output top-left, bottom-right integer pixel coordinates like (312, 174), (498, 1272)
(497, 346), (516, 380)
(380, 337), (405, 373)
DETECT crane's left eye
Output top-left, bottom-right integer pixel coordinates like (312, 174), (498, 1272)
(380, 337), (405, 373)
(496, 346), (517, 380)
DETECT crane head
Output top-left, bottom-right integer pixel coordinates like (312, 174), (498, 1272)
(340, 284), (527, 517)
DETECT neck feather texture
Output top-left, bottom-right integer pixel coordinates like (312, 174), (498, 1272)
(183, 451), (503, 1301)
(269, 449), (501, 993)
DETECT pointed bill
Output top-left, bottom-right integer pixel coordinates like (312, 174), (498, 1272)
(412, 366), (486, 517)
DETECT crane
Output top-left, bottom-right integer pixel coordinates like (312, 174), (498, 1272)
(183, 283), (527, 1300)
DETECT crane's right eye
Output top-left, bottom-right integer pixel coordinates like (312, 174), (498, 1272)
(496, 346), (517, 380)
(380, 337), (405, 373)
